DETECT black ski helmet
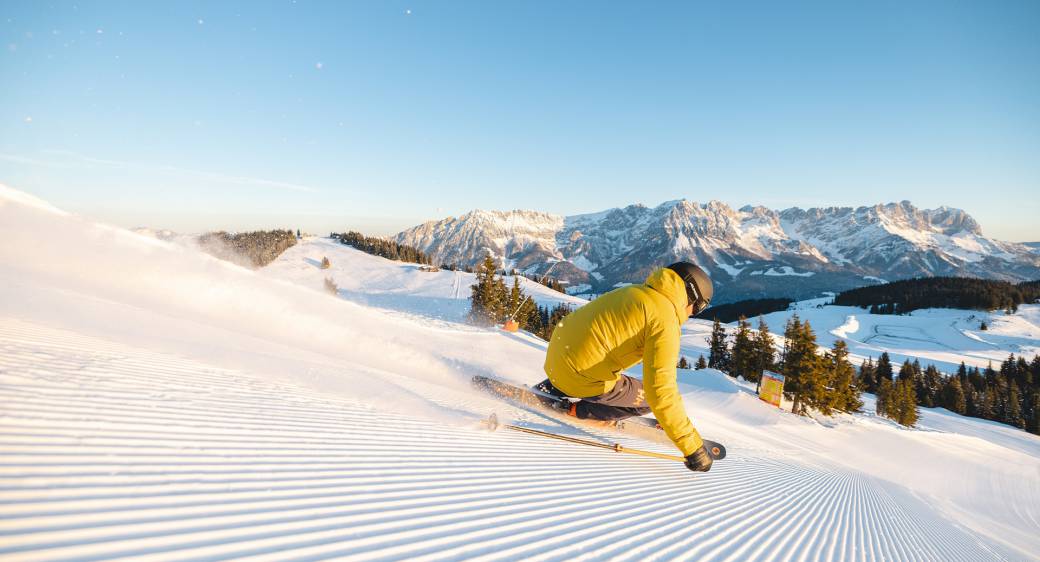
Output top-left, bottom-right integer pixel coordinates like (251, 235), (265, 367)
(666, 262), (713, 316)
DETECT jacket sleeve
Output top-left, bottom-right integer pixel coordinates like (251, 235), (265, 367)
(642, 313), (704, 456)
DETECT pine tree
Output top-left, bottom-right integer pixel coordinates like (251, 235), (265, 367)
(796, 320), (833, 415)
(780, 315), (828, 415)
(1001, 354), (1017, 380)
(751, 317), (776, 383)
(497, 276), (539, 331)
(969, 366), (984, 394)
(780, 315), (800, 410)
(493, 276), (508, 323)
(877, 377), (918, 427)
(525, 303), (544, 336)
(506, 277), (522, 322)
(695, 355), (707, 370)
(729, 316), (754, 380)
(1007, 381), (1024, 429)
(828, 340), (862, 412)
(965, 373), (980, 417)
(942, 376), (967, 415)
(977, 388), (995, 420)
(515, 288), (538, 331)
(469, 254), (506, 326)
(895, 378), (919, 426)
(677, 356), (691, 369)
(1026, 391), (1040, 435)
(321, 256), (331, 269)
(858, 358), (877, 393)
(1015, 356), (1031, 388)
(920, 364), (942, 408)
(546, 303), (573, 339)
(707, 318), (730, 372)
(876, 377), (893, 417)
(898, 360), (915, 382)
(876, 352), (894, 383)
(985, 362), (998, 386)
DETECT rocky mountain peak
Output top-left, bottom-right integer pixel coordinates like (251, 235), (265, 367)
(394, 199), (1039, 303)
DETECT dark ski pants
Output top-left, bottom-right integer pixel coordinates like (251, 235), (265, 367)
(535, 375), (653, 421)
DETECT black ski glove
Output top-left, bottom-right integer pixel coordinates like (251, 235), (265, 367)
(684, 445), (713, 472)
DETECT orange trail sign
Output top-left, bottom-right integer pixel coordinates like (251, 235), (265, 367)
(759, 370), (785, 408)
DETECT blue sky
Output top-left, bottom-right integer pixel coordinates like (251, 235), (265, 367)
(1, 0), (1038, 240)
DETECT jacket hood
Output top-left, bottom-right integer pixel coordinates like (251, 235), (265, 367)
(645, 268), (688, 325)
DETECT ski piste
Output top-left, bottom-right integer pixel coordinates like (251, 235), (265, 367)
(471, 375), (726, 461)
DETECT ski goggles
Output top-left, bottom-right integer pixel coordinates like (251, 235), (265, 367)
(685, 279), (710, 317)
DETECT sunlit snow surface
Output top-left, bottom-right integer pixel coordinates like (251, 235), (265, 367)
(681, 302), (1040, 374)
(1, 184), (1038, 561)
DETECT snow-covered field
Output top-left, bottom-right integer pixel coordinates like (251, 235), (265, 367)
(2, 184), (1039, 561)
(679, 298), (1040, 375)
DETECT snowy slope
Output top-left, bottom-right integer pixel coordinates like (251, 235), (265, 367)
(263, 237), (585, 323)
(2, 184), (1039, 561)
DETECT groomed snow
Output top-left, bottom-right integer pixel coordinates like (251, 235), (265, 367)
(2, 185), (1039, 561)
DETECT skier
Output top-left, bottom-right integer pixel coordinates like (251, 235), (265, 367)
(536, 262), (715, 472)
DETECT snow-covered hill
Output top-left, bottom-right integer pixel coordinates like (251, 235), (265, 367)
(2, 184), (1039, 561)
(263, 237), (585, 324)
(395, 200), (1040, 303)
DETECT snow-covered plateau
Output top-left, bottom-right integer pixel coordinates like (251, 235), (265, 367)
(1, 184), (1038, 561)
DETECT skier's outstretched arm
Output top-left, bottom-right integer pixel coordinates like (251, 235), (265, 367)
(641, 316), (703, 457)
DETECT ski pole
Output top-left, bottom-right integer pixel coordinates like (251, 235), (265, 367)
(507, 260), (561, 322)
(482, 413), (685, 463)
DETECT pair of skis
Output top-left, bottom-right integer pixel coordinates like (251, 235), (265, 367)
(471, 375), (726, 462)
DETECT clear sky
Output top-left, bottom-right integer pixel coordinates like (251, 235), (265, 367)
(2, 1), (1038, 240)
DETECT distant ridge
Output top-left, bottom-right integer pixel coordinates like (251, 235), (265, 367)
(395, 200), (1040, 304)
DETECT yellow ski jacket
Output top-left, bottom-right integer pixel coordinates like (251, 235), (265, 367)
(543, 267), (704, 456)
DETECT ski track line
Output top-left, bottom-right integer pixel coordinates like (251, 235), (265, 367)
(0, 318), (1016, 561)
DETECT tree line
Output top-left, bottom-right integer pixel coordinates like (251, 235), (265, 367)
(858, 353), (1040, 434)
(197, 229), (297, 268)
(705, 315), (863, 417)
(700, 298), (793, 324)
(834, 276), (1040, 315)
(706, 315), (913, 425)
(469, 254), (572, 341)
(706, 313), (1040, 432)
(334, 231), (433, 265)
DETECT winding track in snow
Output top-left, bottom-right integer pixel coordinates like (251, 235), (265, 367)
(0, 318), (1009, 561)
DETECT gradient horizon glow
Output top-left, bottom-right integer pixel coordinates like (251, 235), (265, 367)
(1, 1), (1038, 240)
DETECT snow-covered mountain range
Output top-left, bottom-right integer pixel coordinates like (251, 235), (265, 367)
(395, 200), (1040, 302)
